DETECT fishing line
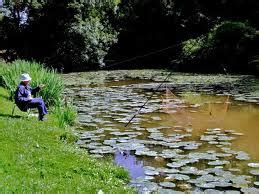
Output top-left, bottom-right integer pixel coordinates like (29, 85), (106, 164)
(102, 42), (183, 70)
(122, 42), (198, 128)
(209, 63), (234, 125)
(125, 71), (173, 127)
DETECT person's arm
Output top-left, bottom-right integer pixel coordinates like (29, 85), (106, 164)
(16, 86), (32, 102)
(31, 86), (40, 96)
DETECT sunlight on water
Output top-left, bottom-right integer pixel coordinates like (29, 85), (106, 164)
(154, 91), (259, 161)
(69, 77), (259, 192)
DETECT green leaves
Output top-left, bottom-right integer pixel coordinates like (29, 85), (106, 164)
(59, 5), (118, 71)
(179, 21), (256, 72)
(0, 60), (64, 106)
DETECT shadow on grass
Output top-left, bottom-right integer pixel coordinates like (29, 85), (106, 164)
(0, 113), (22, 119)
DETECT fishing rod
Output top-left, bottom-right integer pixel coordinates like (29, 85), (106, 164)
(99, 42), (183, 128)
(125, 71), (173, 127)
(121, 42), (198, 128)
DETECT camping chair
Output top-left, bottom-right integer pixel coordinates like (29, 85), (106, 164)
(12, 95), (43, 117)
(12, 103), (31, 117)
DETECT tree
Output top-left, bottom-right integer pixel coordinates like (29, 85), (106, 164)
(0, 0), (119, 71)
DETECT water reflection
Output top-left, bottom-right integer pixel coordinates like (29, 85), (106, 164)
(114, 151), (145, 179)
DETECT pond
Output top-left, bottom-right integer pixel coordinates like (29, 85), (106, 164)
(63, 70), (259, 193)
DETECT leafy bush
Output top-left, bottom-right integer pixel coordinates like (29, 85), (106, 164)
(0, 60), (63, 106)
(182, 36), (205, 58)
(179, 21), (256, 72)
(59, 16), (118, 71)
(207, 21), (256, 47)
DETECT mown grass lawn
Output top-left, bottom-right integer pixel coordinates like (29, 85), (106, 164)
(0, 87), (134, 193)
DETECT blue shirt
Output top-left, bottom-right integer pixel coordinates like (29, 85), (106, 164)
(15, 83), (40, 111)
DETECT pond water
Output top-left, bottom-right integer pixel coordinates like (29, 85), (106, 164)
(63, 72), (259, 193)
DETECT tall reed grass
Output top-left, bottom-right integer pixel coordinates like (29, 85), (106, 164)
(0, 60), (77, 127)
(55, 103), (77, 128)
(0, 60), (63, 106)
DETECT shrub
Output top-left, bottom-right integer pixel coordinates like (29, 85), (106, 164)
(179, 21), (256, 72)
(182, 36), (206, 58)
(207, 21), (256, 47)
(0, 60), (63, 106)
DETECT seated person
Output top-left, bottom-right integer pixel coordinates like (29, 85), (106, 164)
(14, 73), (48, 121)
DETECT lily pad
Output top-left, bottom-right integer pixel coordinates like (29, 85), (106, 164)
(159, 182), (176, 188)
(165, 174), (190, 181)
(204, 189), (224, 194)
(208, 160), (230, 166)
(136, 149), (158, 157)
(160, 150), (180, 159)
(144, 176), (155, 180)
(241, 187), (259, 193)
(157, 167), (180, 174)
(144, 169), (160, 176)
(195, 182), (216, 189)
(158, 189), (184, 194)
(224, 191), (241, 194)
(248, 163), (259, 168)
(208, 141), (219, 145)
(250, 169), (259, 176)
(167, 162), (186, 168)
(236, 151), (250, 160)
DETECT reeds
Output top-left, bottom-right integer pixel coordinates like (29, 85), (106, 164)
(0, 60), (77, 127)
(55, 103), (77, 128)
(0, 60), (63, 106)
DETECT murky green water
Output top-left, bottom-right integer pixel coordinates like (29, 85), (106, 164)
(63, 72), (259, 193)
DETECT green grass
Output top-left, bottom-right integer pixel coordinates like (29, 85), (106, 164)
(55, 103), (78, 128)
(0, 87), (134, 193)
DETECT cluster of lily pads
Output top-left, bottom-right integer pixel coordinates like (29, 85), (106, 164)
(64, 79), (259, 193)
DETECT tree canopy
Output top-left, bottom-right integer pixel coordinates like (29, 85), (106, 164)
(0, 0), (258, 73)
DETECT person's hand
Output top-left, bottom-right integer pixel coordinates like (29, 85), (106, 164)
(39, 84), (46, 90)
(28, 94), (33, 100)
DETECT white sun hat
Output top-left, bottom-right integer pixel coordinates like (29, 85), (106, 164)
(20, 73), (32, 82)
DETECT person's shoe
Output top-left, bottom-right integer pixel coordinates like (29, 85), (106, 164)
(38, 115), (46, 121)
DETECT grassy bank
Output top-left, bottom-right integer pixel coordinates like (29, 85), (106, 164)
(0, 61), (133, 194)
(0, 87), (133, 192)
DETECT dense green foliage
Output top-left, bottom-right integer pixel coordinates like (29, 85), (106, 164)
(0, 60), (78, 127)
(180, 21), (256, 72)
(0, 87), (132, 193)
(0, 60), (63, 106)
(58, 4), (118, 71)
(0, 0), (259, 73)
(0, 1), (119, 71)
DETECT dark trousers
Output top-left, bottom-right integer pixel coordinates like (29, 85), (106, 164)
(27, 98), (48, 116)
